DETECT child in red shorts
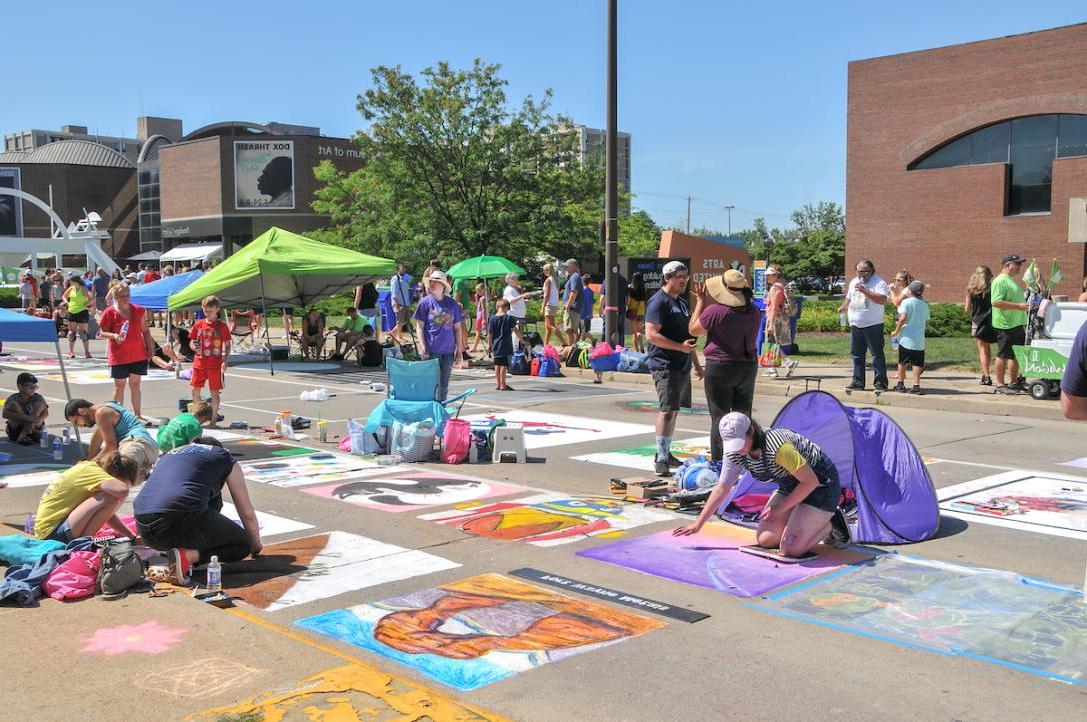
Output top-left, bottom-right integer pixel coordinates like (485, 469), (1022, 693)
(189, 295), (231, 425)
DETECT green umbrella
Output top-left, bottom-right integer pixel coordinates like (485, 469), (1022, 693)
(446, 255), (526, 280)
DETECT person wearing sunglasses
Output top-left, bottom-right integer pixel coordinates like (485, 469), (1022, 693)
(837, 259), (890, 392)
(3, 372), (48, 446)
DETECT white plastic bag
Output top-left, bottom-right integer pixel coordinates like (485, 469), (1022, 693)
(299, 388), (330, 402)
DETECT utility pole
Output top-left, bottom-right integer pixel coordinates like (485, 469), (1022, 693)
(686, 196), (692, 234)
(725, 205), (735, 237)
(604, 0), (620, 345)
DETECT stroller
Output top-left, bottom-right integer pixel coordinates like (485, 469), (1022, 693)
(363, 357), (476, 441)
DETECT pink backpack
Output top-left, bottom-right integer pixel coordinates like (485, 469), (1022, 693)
(43, 549), (102, 601)
(441, 418), (471, 464)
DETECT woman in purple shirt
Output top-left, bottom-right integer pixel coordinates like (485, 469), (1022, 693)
(688, 269), (761, 461)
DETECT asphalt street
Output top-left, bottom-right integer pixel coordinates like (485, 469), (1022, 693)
(1, 338), (1085, 721)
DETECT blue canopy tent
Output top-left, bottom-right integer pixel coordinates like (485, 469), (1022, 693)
(0, 308), (74, 427)
(130, 270), (203, 310)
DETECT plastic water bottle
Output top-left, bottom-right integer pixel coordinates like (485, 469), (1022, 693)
(40, 432), (50, 448)
(839, 312), (848, 329)
(273, 415), (284, 438)
(206, 556), (222, 593)
(891, 336), (900, 351)
(117, 320), (129, 343)
(23, 514), (35, 535)
(62, 427), (71, 445)
(52, 437), (63, 461)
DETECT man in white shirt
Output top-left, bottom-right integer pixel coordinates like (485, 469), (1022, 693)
(837, 259), (890, 391)
(502, 273), (538, 350)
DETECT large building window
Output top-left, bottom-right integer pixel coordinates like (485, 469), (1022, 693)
(909, 113), (1087, 215)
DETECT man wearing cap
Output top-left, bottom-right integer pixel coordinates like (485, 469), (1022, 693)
(413, 270), (464, 401)
(644, 260), (703, 477)
(3, 372), (48, 445)
(561, 258), (585, 345)
(837, 259), (890, 391)
(673, 411), (851, 554)
(991, 254), (1029, 395)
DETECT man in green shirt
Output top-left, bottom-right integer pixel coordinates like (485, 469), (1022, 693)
(157, 402), (215, 452)
(990, 253), (1029, 395)
(331, 307), (368, 359)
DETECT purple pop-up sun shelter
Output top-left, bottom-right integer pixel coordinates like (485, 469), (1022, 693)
(717, 390), (939, 544)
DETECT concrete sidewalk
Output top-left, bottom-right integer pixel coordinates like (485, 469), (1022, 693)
(561, 360), (1067, 421)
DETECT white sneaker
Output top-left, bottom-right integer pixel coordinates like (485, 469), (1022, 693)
(785, 359), (799, 377)
(762, 369), (778, 377)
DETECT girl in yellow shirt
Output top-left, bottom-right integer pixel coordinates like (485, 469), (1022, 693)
(34, 451), (139, 543)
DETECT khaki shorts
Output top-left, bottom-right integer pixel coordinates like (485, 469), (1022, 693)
(562, 308), (580, 333)
(543, 306), (558, 320)
(119, 435), (160, 480)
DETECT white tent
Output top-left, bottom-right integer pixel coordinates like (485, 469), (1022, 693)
(159, 243), (223, 264)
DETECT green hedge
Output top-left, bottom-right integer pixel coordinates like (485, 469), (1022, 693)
(796, 298), (969, 338)
(0, 288), (19, 308)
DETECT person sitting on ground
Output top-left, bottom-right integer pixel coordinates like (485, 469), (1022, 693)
(673, 412), (851, 556)
(331, 307), (366, 359)
(150, 339), (180, 371)
(172, 324), (195, 362)
(4, 373), (48, 445)
(157, 402), (215, 452)
(356, 325), (383, 367)
(189, 295), (230, 424)
(134, 437), (263, 585)
(33, 451), (139, 544)
(65, 399), (159, 481)
(892, 281), (931, 395)
(299, 307), (325, 359)
(52, 301), (69, 338)
(489, 298), (518, 391)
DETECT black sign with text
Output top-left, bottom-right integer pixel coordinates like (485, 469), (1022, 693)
(510, 567), (709, 623)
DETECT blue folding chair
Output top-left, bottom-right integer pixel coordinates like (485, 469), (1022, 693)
(364, 357), (475, 436)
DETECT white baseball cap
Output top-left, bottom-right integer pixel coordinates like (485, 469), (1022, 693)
(662, 260), (688, 277)
(719, 412), (752, 454)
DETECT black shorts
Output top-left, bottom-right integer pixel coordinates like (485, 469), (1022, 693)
(996, 326), (1025, 360)
(898, 346), (925, 367)
(651, 368), (692, 412)
(69, 309), (90, 324)
(110, 360), (149, 379)
(493, 355), (510, 367)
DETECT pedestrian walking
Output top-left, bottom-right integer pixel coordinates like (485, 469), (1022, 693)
(991, 254), (1029, 395)
(891, 281), (931, 394)
(762, 264), (798, 378)
(688, 270), (760, 462)
(964, 266), (997, 385)
(644, 260), (703, 477)
(838, 260), (890, 391)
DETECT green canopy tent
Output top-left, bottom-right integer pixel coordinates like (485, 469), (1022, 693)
(168, 227), (395, 374)
(445, 255), (526, 280)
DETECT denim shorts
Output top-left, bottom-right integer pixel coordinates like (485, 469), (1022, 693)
(46, 519), (74, 544)
(774, 455), (842, 513)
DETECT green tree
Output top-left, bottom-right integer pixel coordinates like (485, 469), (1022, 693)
(618, 210), (662, 257)
(311, 60), (604, 274)
(735, 202), (844, 285)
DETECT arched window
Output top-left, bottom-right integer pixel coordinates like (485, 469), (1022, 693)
(909, 114), (1087, 214)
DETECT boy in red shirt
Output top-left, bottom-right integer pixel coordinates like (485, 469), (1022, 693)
(189, 295), (231, 424)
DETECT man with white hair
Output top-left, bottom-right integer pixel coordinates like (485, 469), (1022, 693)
(562, 258), (585, 345)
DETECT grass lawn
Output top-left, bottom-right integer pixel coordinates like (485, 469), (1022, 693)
(793, 333), (981, 373)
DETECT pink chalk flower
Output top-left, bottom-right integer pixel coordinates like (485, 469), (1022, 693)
(81, 621), (189, 656)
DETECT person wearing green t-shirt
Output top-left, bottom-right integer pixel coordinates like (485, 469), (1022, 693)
(990, 253), (1030, 395)
(157, 403), (215, 452)
(331, 307), (368, 359)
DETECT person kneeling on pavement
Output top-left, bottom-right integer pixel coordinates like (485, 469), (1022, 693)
(673, 412), (851, 557)
(4, 372), (48, 445)
(33, 451), (140, 543)
(157, 402), (215, 452)
(66, 398), (160, 480)
(134, 437), (263, 585)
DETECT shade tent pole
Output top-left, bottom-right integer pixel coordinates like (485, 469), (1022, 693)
(53, 338), (81, 451)
(258, 272), (273, 376)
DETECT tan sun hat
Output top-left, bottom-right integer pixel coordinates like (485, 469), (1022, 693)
(705, 269), (749, 307)
(427, 270), (452, 292)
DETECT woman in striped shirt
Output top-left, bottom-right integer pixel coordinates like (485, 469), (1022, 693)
(674, 412), (850, 556)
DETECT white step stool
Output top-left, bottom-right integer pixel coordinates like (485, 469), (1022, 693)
(491, 423), (526, 464)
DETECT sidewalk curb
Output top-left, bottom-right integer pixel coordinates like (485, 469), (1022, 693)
(558, 366), (1066, 421)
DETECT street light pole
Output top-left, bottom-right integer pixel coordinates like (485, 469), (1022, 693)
(604, 0), (620, 345)
(725, 205), (735, 237)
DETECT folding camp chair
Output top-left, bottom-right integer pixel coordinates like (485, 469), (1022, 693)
(364, 357), (475, 437)
(229, 310), (258, 352)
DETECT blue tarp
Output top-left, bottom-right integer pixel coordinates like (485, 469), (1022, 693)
(130, 270), (203, 310)
(0, 308), (58, 342)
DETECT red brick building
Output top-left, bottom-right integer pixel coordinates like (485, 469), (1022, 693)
(846, 24), (1087, 301)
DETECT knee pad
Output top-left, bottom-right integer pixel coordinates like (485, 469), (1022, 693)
(68, 330), (77, 342)
(77, 329), (89, 342)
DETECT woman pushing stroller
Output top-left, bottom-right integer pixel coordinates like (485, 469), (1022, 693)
(674, 412), (851, 557)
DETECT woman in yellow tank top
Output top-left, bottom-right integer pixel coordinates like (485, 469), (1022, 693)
(62, 276), (92, 359)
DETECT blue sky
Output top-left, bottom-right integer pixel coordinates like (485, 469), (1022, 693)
(6, 1), (1085, 232)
